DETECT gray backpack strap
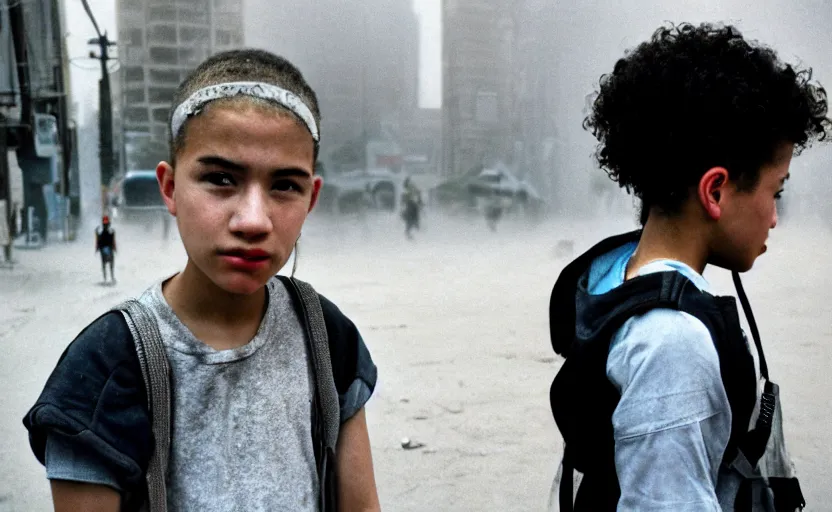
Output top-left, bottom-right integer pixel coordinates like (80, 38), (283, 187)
(291, 279), (340, 452)
(288, 278), (340, 511)
(114, 299), (171, 512)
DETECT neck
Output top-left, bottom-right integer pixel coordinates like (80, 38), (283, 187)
(628, 211), (710, 277)
(163, 260), (267, 328)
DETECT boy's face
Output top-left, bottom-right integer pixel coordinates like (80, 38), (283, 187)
(157, 103), (321, 295)
(710, 143), (793, 272)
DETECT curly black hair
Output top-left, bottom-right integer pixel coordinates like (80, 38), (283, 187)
(583, 22), (831, 224)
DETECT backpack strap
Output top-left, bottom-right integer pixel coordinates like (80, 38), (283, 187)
(113, 299), (171, 512)
(556, 271), (769, 511)
(285, 277), (340, 512)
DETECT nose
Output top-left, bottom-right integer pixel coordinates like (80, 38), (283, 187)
(229, 185), (272, 239)
(771, 205), (779, 229)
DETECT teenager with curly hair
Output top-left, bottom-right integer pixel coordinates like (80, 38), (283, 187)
(549, 22), (830, 511)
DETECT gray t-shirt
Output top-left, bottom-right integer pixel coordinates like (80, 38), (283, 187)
(47, 277), (319, 511)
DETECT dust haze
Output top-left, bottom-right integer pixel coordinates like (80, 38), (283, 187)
(2, 2), (832, 511)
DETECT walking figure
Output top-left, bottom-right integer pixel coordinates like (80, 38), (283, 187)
(484, 191), (507, 232)
(95, 215), (116, 284)
(401, 178), (423, 239)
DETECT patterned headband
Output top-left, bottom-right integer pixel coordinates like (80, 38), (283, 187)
(170, 81), (320, 142)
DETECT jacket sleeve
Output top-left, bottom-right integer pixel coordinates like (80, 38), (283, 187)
(22, 312), (152, 491)
(318, 294), (378, 424)
(607, 309), (730, 511)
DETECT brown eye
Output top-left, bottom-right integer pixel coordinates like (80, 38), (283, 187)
(273, 180), (301, 192)
(204, 172), (235, 187)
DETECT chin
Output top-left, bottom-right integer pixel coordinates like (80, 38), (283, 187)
(213, 272), (274, 296)
(709, 255), (755, 274)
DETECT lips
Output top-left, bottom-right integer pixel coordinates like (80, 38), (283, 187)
(222, 248), (270, 260)
(219, 248), (272, 271)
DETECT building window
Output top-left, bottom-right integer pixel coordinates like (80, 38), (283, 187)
(179, 26), (209, 45)
(149, 46), (179, 65)
(178, 47), (205, 66)
(152, 107), (170, 123)
(125, 46), (144, 64)
(178, 7), (208, 24)
(124, 66), (144, 83)
(149, 25), (177, 45)
(123, 28), (143, 46)
(149, 68), (180, 85)
(125, 89), (145, 105)
(148, 86), (178, 104)
(148, 6), (177, 22)
(125, 107), (150, 125)
(215, 30), (232, 46)
(213, 0), (237, 10)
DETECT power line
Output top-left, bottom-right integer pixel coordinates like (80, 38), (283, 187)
(79, 0), (102, 39)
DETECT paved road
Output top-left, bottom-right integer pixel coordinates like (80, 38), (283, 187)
(1, 213), (829, 511)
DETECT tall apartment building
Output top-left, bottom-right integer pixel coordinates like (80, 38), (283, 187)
(441, 0), (515, 177)
(115, 0), (244, 169)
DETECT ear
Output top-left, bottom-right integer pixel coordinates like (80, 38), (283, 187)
(697, 167), (729, 221)
(157, 161), (177, 216)
(307, 175), (323, 213)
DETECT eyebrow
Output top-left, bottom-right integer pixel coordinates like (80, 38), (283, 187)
(781, 173), (791, 183)
(197, 155), (312, 178)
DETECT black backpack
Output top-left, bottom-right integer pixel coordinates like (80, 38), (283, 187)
(548, 231), (804, 511)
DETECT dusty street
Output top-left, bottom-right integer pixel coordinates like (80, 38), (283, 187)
(1, 211), (830, 511)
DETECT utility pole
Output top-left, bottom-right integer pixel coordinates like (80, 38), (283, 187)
(81, 0), (115, 213)
(0, 113), (10, 263)
(7, 0), (30, 256)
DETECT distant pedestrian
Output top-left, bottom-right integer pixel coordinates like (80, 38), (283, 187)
(95, 215), (116, 283)
(484, 191), (507, 232)
(401, 177), (423, 239)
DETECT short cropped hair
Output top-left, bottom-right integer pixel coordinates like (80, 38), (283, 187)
(583, 22), (831, 224)
(168, 48), (321, 163)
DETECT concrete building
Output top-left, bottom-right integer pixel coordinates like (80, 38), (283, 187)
(441, 0), (516, 177)
(115, 0), (244, 169)
(511, 0), (560, 203)
(245, 0), (420, 172)
(1, 0), (75, 244)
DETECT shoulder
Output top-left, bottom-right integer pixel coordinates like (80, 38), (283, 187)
(607, 309), (727, 432)
(316, 293), (379, 423)
(613, 308), (716, 360)
(24, 311), (151, 487)
(316, 292), (377, 393)
(608, 309), (720, 387)
(47, 312), (139, 383)
(274, 277), (378, 420)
